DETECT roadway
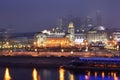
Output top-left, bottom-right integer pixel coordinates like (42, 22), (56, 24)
(0, 50), (119, 58)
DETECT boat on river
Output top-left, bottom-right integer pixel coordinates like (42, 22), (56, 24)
(63, 57), (120, 71)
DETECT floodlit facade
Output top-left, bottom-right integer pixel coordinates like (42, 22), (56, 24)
(87, 26), (108, 44)
(113, 31), (120, 42)
(74, 33), (87, 45)
(34, 32), (70, 48)
(34, 22), (90, 48)
(34, 22), (76, 48)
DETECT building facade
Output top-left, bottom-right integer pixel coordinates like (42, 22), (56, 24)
(87, 26), (108, 45)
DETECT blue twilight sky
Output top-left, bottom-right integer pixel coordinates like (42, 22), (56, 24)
(0, 0), (120, 32)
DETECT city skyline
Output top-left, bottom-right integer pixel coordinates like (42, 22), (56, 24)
(0, 0), (120, 32)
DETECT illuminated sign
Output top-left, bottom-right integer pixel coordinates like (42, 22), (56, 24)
(75, 39), (84, 43)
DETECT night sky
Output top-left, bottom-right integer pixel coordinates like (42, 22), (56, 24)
(0, 0), (120, 32)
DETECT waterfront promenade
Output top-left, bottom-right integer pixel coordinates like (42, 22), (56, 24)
(0, 50), (119, 58)
(0, 56), (76, 68)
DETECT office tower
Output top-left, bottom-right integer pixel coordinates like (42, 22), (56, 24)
(85, 16), (93, 26)
(58, 18), (63, 31)
(96, 10), (102, 26)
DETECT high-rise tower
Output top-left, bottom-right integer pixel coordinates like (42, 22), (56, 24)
(58, 18), (63, 31)
(96, 10), (102, 26)
(85, 16), (93, 26)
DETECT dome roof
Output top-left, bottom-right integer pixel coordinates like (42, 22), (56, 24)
(93, 26), (105, 31)
(68, 22), (74, 28)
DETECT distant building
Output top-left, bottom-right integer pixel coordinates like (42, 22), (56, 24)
(112, 29), (120, 42)
(34, 29), (70, 48)
(34, 22), (76, 48)
(0, 32), (36, 51)
(87, 26), (108, 44)
(74, 31), (87, 46)
(68, 22), (75, 44)
(96, 10), (102, 26)
(58, 18), (63, 31)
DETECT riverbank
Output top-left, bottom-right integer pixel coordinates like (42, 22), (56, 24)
(0, 56), (77, 68)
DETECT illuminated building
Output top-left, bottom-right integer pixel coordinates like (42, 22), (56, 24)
(74, 30), (87, 47)
(74, 34), (86, 44)
(67, 22), (75, 46)
(45, 30), (67, 48)
(87, 11), (107, 46)
(34, 22), (90, 49)
(34, 32), (47, 47)
(87, 26), (107, 44)
(34, 22), (76, 48)
(111, 29), (120, 50)
(112, 30), (120, 42)
(34, 30), (69, 48)
(0, 32), (36, 51)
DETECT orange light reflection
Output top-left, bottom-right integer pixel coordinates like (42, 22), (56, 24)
(4, 67), (11, 80)
(32, 68), (40, 80)
(94, 72), (97, 77)
(114, 72), (118, 80)
(102, 72), (105, 78)
(59, 67), (65, 80)
(69, 73), (74, 80)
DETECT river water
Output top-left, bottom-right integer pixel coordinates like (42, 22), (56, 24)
(0, 66), (120, 80)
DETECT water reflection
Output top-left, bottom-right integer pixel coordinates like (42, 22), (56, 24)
(85, 75), (89, 80)
(111, 72), (114, 77)
(77, 71), (120, 80)
(94, 72), (97, 77)
(4, 67), (11, 80)
(87, 71), (91, 76)
(113, 72), (118, 80)
(32, 68), (41, 80)
(59, 67), (65, 80)
(69, 73), (74, 80)
(85, 71), (90, 80)
(59, 67), (75, 80)
(1, 67), (120, 80)
(102, 71), (105, 78)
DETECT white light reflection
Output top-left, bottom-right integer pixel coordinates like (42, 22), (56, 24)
(85, 75), (89, 80)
